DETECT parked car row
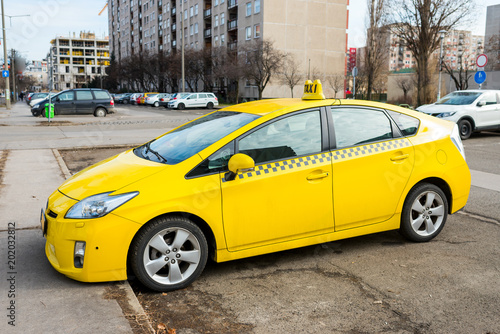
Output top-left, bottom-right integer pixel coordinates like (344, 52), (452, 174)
(115, 91), (219, 110)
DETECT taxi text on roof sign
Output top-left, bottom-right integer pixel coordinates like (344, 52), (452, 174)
(302, 79), (325, 100)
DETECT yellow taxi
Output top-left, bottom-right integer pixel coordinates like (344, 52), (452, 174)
(140, 92), (158, 104)
(41, 80), (470, 292)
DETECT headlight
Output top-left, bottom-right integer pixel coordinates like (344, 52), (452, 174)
(437, 112), (456, 118)
(65, 192), (139, 219)
(34, 104), (40, 109)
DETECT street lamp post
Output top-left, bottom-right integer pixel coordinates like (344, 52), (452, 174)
(180, 1), (185, 92)
(437, 30), (447, 101)
(1, 0), (11, 109)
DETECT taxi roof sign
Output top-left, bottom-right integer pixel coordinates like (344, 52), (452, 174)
(302, 80), (325, 100)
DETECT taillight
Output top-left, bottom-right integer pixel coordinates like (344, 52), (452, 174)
(110, 99), (114, 106)
(215, 97), (218, 101)
(160, 98), (164, 101)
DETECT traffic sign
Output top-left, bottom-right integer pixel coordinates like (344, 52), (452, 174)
(476, 54), (488, 67)
(2, 70), (9, 78)
(474, 71), (486, 84)
(352, 66), (358, 77)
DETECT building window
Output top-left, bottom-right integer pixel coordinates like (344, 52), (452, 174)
(221, 33), (225, 45)
(190, 6), (193, 17)
(215, 15), (219, 26)
(190, 24), (194, 35)
(254, 24), (260, 38)
(194, 22), (198, 34)
(215, 35), (219, 46)
(195, 4), (198, 15)
(215, 0), (218, 5)
(246, 26), (251, 40)
(221, 13), (225, 25)
(246, 2), (252, 16)
(255, 0), (260, 13)
(184, 9), (187, 20)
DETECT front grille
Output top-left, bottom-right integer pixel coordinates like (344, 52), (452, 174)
(48, 210), (58, 219)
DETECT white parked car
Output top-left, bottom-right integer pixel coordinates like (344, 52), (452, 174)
(167, 92), (218, 110)
(417, 90), (500, 139)
(145, 93), (171, 107)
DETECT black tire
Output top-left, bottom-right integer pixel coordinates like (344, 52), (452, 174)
(94, 108), (107, 117)
(177, 103), (185, 110)
(32, 110), (41, 117)
(206, 102), (214, 109)
(153, 101), (159, 107)
(458, 119), (472, 140)
(130, 216), (208, 292)
(400, 183), (448, 242)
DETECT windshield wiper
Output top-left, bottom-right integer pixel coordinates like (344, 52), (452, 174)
(145, 142), (167, 163)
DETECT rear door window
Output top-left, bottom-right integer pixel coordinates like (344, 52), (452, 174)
(76, 91), (93, 100)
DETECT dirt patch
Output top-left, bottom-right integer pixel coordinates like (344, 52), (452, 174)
(131, 281), (254, 334)
(36, 120), (74, 126)
(58, 145), (137, 174)
(0, 150), (9, 187)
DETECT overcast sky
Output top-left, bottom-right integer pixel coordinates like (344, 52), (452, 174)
(0, 0), (497, 61)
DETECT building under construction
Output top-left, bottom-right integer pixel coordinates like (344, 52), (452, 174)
(50, 32), (110, 90)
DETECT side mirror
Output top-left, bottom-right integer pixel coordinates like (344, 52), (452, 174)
(477, 100), (486, 107)
(55, 97), (60, 102)
(225, 154), (255, 181)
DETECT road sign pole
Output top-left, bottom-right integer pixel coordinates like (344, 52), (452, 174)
(1, 0), (10, 110)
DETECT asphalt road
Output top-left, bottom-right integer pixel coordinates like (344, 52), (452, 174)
(0, 102), (499, 334)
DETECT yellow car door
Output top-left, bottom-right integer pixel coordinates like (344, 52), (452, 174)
(221, 109), (334, 252)
(330, 107), (414, 231)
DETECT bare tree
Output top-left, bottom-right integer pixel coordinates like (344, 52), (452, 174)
(442, 55), (472, 91)
(365, 0), (389, 100)
(241, 40), (284, 100)
(395, 76), (414, 103)
(389, 0), (474, 106)
(280, 54), (303, 98)
(326, 73), (344, 98)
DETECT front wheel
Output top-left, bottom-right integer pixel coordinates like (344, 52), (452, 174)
(130, 216), (208, 292)
(400, 183), (448, 242)
(177, 103), (185, 110)
(153, 101), (159, 107)
(458, 119), (472, 140)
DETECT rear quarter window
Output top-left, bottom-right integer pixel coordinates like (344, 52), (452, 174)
(387, 110), (420, 136)
(93, 91), (111, 100)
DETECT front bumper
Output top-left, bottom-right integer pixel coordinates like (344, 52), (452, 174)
(44, 190), (141, 283)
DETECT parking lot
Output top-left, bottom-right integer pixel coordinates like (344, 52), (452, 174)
(1, 103), (499, 333)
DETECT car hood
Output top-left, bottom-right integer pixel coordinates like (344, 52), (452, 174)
(58, 149), (167, 201)
(417, 103), (470, 115)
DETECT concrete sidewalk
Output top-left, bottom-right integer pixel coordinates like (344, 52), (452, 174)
(0, 148), (151, 334)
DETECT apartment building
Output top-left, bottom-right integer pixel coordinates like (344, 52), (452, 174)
(386, 25), (484, 72)
(51, 32), (111, 90)
(109, 0), (348, 98)
(22, 60), (49, 91)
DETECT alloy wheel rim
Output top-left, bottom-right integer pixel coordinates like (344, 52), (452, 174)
(409, 191), (445, 236)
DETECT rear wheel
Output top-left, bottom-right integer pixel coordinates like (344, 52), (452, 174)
(458, 119), (472, 140)
(177, 103), (185, 110)
(154, 101), (159, 107)
(130, 216), (208, 292)
(400, 183), (448, 242)
(206, 102), (214, 109)
(94, 108), (107, 117)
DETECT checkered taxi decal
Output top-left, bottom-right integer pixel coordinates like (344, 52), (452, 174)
(228, 138), (410, 181)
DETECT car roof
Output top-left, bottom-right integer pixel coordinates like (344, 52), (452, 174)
(220, 98), (419, 117)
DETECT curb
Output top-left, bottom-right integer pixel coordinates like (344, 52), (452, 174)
(51, 148), (154, 333)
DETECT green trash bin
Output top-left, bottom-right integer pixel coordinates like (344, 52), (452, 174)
(44, 103), (54, 118)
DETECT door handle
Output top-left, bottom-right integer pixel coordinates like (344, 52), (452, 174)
(307, 172), (329, 181)
(390, 154), (409, 161)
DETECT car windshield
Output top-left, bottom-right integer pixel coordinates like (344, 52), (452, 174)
(134, 111), (260, 164)
(176, 93), (190, 99)
(436, 92), (482, 105)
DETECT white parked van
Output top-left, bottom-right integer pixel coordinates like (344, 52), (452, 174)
(167, 92), (218, 110)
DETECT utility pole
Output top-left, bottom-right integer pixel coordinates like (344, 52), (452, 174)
(2, 0), (11, 109)
(180, 0), (185, 92)
(11, 48), (15, 101)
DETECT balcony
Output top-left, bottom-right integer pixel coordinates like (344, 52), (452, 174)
(228, 0), (237, 10)
(228, 42), (237, 51)
(204, 28), (212, 39)
(204, 8), (211, 18)
(227, 19), (237, 31)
